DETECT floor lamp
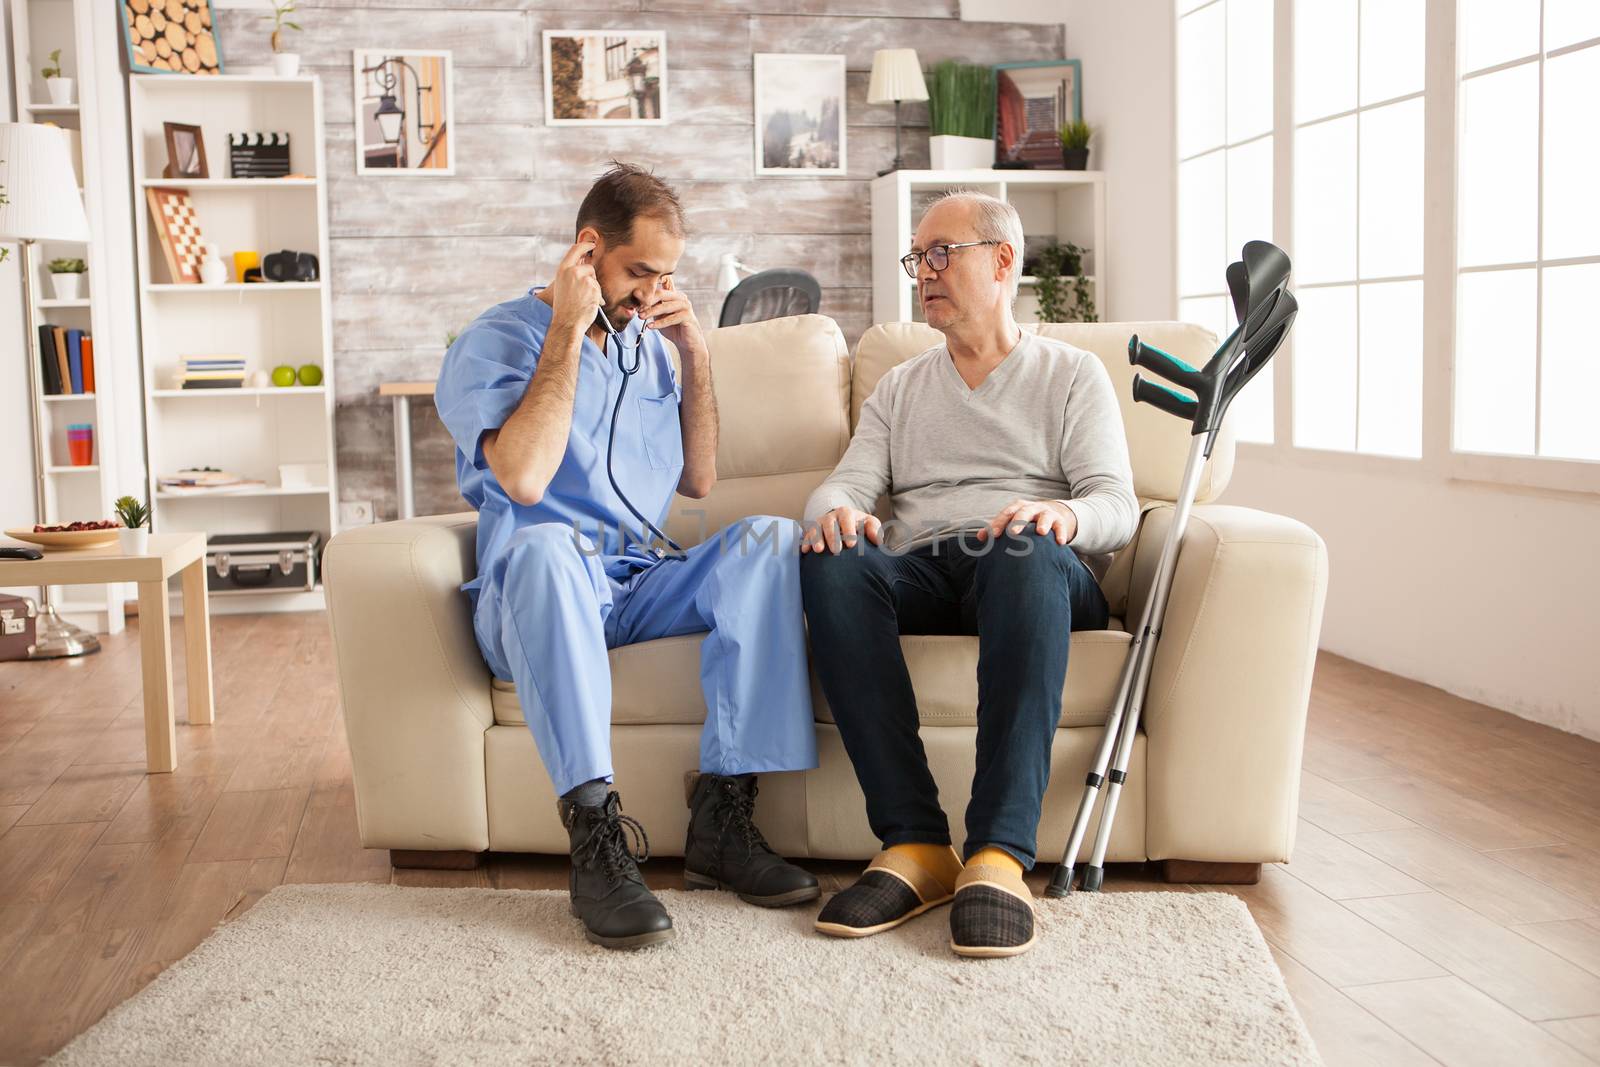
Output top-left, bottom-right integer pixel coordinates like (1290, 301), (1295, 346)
(0, 123), (99, 658)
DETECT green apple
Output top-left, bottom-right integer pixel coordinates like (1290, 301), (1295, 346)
(297, 364), (324, 387)
(270, 365), (296, 387)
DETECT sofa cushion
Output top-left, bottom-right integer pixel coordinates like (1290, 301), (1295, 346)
(851, 321), (1234, 506)
(489, 624), (1131, 730)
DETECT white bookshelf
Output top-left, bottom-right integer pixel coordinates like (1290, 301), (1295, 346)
(9, 0), (141, 633)
(870, 169), (1108, 325)
(130, 74), (338, 612)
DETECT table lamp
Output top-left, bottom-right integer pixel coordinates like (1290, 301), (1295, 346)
(867, 48), (929, 177)
(0, 122), (98, 658)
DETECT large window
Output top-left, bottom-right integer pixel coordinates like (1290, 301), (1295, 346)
(1291, 0), (1426, 458)
(1175, 0), (1275, 444)
(1455, 0), (1600, 462)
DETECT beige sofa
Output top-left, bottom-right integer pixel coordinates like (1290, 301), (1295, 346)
(323, 314), (1328, 881)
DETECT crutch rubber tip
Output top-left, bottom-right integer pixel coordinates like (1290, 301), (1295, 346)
(1082, 866), (1105, 893)
(1045, 868), (1074, 898)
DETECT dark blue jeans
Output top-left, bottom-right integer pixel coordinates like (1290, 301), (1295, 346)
(799, 531), (1110, 869)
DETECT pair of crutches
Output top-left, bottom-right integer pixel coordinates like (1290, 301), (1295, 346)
(1047, 240), (1299, 896)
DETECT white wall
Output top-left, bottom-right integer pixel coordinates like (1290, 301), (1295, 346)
(1057, 0), (1600, 742)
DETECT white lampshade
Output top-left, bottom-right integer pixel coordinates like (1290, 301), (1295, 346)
(0, 123), (88, 243)
(867, 49), (929, 105)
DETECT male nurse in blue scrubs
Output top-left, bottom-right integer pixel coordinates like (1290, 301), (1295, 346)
(434, 163), (819, 950)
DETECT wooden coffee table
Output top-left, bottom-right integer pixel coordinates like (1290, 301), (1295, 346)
(0, 531), (213, 773)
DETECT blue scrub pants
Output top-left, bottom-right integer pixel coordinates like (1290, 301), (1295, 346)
(473, 515), (819, 796)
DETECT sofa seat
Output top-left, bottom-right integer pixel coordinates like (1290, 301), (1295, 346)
(488, 622), (1131, 730)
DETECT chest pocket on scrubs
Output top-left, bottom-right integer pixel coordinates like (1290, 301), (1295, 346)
(637, 392), (684, 470)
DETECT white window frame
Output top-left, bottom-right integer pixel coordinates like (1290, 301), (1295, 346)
(1175, 0), (1600, 496)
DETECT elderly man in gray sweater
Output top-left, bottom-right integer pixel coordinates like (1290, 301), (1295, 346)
(800, 190), (1137, 958)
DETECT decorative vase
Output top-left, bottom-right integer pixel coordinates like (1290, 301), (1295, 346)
(1061, 147), (1090, 170)
(929, 135), (994, 171)
(50, 272), (83, 301)
(119, 528), (149, 555)
(46, 77), (74, 106)
(273, 53), (300, 77)
(199, 243), (227, 286)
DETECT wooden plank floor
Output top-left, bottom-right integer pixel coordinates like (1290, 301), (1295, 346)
(1, 611), (1597, 1065)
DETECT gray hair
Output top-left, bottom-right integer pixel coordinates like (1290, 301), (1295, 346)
(926, 189), (1026, 302)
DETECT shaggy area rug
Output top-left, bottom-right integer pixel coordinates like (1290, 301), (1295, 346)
(48, 884), (1320, 1066)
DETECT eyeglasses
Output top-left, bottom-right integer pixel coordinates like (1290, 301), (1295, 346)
(900, 241), (1000, 279)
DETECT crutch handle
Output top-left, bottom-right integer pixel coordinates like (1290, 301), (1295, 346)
(1132, 373), (1198, 421)
(1128, 336), (1202, 391)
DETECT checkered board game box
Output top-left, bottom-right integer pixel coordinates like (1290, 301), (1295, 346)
(146, 186), (206, 284)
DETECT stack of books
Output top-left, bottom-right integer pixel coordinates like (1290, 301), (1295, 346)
(157, 468), (266, 494)
(37, 324), (95, 395)
(179, 357), (247, 389)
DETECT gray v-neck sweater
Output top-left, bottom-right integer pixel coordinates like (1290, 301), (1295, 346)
(804, 331), (1139, 562)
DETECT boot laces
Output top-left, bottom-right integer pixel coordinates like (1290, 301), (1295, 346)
(717, 778), (773, 859)
(575, 795), (650, 887)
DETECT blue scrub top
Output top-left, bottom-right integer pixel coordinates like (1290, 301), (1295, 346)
(435, 288), (684, 604)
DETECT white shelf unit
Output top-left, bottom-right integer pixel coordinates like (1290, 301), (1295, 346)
(870, 169), (1107, 326)
(9, 0), (141, 633)
(130, 74), (338, 612)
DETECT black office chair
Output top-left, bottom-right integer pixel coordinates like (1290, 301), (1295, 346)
(717, 269), (822, 327)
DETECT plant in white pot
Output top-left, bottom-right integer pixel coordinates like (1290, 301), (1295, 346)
(114, 495), (151, 555)
(47, 258), (86, 301)
(41, 49), (73, 107)
(268, 0), (301, 77)
(927, 60), (995, 171)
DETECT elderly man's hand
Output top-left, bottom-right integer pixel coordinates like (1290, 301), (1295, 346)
(975, 499), (1077, 546)
(800, 506), (883, 554)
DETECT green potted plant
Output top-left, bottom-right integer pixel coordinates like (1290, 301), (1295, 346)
(41, 48), (72, 107)
(1029, 240), (1097, 323)
(926, 60), (996, 171)
(47, 257), (86, 301)
(114, 495), (151, 555)
(1059, 119), (1093, 170)
(267, 0), (302, 77)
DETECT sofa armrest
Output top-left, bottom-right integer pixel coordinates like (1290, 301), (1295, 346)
(1131, 504), (1329, 863)
(322, 513), (494, 852)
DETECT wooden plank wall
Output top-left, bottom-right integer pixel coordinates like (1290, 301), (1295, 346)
(216, 1), (1064, 520)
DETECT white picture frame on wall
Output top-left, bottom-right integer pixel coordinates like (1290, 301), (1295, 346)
(543, 31), (668, 126)
(754, 53), (847, 177)
(353, 49), (455, 176)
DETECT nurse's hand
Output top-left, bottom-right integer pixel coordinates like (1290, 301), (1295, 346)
(800, 507), (883, 555)
(640, 277), (705, 355)
(549, 238), (601, 330)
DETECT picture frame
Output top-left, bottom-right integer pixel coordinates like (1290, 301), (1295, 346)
(162, 122), (207, 179)
(121, 0), (224, 77)
(353, 50), (455, 176)
(994, 59), (1083, 169)
(543, 31), (667, 126)
(753, 53), (846, 178)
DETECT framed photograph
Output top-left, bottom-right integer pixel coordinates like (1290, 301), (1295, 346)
(162, 122), (207, 179)
(994, 60), (1082, 169)
(121, 0), (224, 76)
(353, 50), (454, 175)
(543, 31), (667, 126)
(754, 53), (846, 177)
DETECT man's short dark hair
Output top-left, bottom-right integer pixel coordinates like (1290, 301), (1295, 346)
(576, 161), (686, 246)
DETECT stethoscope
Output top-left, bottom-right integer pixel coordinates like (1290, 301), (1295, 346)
(595, 305), (685, 560)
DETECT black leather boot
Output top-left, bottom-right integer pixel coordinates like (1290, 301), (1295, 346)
(558, 791), (674, 949)
(682, 772), (820, 907)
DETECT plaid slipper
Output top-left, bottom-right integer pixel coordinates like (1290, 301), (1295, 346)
(814, 849), (955, 938)
(949, 862), (1037, 958)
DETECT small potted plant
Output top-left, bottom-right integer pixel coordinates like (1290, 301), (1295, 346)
(114, 495), (151, 555)
(1059, 119), (1093, 170)
(927, 60), (996, 171)
(41, 48), (72, 107)
(47, 258), (86, 301)
(267, 1), (302, 77)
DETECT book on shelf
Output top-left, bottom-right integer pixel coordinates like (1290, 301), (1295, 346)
(36, 323), (95, 395)
(157, 468), (265, 493)
(178, 355), (247, 388)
